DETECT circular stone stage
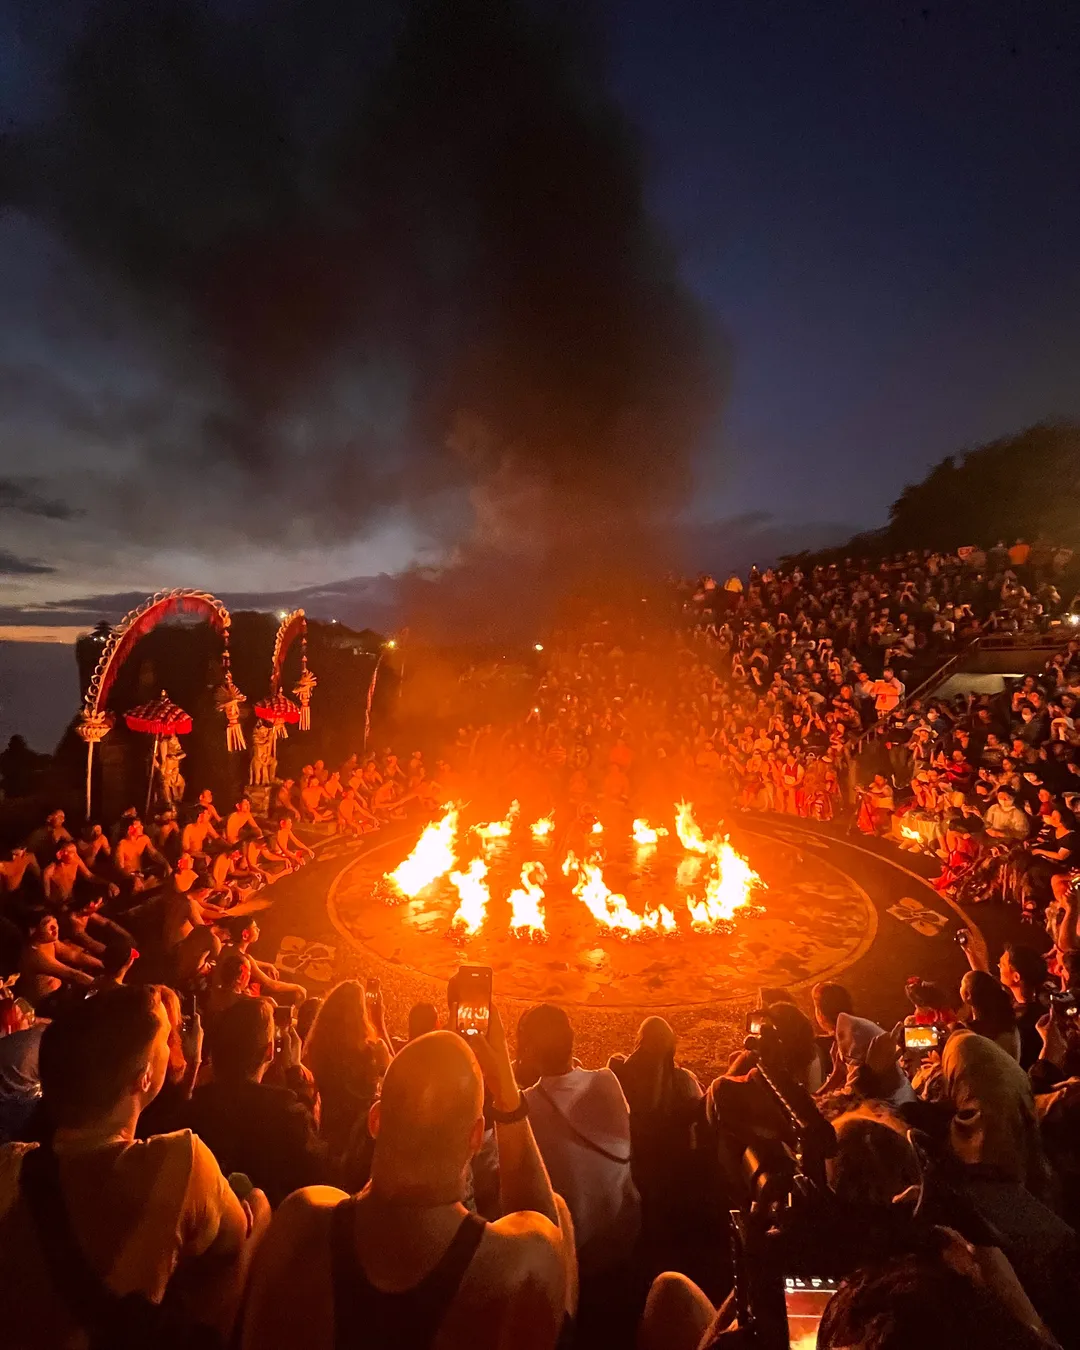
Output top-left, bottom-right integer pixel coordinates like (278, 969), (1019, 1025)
(256, 813), (1005, 1076)
(327, 821), (876, 1009)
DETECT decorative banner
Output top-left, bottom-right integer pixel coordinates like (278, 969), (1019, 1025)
(76, 588), (244, 818)
(268, 609), (316, 731)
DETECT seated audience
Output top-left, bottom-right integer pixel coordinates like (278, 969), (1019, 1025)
(186, 997), (328, 1207)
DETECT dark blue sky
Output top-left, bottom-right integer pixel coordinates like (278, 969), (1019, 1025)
(613, 0), (1080, 523)
(0, 0), (1078, 617)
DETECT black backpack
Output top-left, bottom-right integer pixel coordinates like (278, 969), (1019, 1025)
(19, 1143), (226, 1350)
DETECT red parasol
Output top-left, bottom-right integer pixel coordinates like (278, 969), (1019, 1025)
(254, 692), (300, 727)
(124, 692), (192, 736)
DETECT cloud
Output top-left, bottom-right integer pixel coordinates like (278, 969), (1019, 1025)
(7, 0), (721, 566)
(0, 549), (56, 576)
(0, 574), (402, 630)
(0, 476), (79, 520)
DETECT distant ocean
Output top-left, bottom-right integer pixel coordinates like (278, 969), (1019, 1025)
(0, 641), (81, 752)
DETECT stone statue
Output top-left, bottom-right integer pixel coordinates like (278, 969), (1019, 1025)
(249, 721), (276, 786)
(157, 735), (186, 806)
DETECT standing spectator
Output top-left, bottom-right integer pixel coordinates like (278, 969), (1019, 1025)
(517, 1003), (640, 1277)
(870, 666), (906, 719)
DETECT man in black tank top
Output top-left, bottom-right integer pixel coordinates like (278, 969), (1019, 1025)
(242, 1008), (575, 1350)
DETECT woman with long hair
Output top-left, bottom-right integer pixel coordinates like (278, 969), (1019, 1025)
(304, 980), (391, 1162)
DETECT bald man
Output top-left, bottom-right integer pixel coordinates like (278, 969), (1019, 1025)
(242, 1010), (574, 1350)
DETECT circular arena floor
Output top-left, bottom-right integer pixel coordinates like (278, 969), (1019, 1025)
(326, 820), (876, 1008)
(253, 813), (1023, 1077)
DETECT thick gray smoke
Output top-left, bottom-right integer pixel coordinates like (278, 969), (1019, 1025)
(9, 0), (721, 595)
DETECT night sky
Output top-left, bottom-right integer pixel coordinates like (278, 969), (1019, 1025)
(1, 0), (1078, 629)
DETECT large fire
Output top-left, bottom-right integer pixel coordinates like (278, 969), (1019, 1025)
(384, 805), (459, 901)
(382, 802), (762, 937)
(473, 800), (520, 844)
(675, 801), (711, 854)
(632, 818), (668, 846)
(449, 857), (490, 935)
(687, 839), (764, 930)
(507, 862), (547, 939)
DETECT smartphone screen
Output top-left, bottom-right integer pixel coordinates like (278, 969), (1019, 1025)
(454, 965), (492, 1040)
(784, 1276), (839, 1349)
(180, 991), (198, 1028)
(903, 1024), (940, 1051)
(272, 1003), (295, 1030)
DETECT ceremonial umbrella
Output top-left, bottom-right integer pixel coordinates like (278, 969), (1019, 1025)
(124, 691), (192, 816)
(254, 691), (300, 738)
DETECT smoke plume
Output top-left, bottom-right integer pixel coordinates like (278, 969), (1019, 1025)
(11, 0), (721, 593)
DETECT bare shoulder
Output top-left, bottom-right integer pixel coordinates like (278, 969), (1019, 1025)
(241, 1187), (348, 1350)
(488, 1209), (561, 1245)
(483, 1209), (564, 1280)
(274, 1184), (349, 1226)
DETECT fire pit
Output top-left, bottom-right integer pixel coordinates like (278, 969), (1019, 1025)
(328, 804), (876, 1008)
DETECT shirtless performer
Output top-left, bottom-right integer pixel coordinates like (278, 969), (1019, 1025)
(197, 787), (225, 829)
(162, 871), (232, 951)
(226, 796), (273, 869)
(336, 788), (378, 838)
(0, 846), (40, 895)
(271, 817), (314, 868)
(181, 806), (221, 864)
(15, 911), (101, 1004)
(113, 819), (171, 892)
(61, 893), (133, 962)
(300, 775), (334, 823)
(274, 778), (302, 822)
(229, 917), (306, 1006)
(26, 809), (73, 867)
(77, 823), (111, 870)
(43, 842), (119, 908)
(242, 1006), (573, 1350)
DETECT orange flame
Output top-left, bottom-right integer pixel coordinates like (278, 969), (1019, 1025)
(900, 824), (922, 841)
(530, 815), (555, 841)
(384, 806), (459, 900)
(687, 839), (764, 930)
(449, 857), (489, 935)
(565, 853), (673, 935)
(473, 800), (520, 844)
(632, 818), (668, 846)
(507, 862), (547, 938)
(674, 801), (711, 854)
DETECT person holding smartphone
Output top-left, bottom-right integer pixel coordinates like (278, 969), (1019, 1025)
(242, 1002), (574, 1350)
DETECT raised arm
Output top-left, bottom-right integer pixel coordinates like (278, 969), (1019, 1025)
(471, 1005), (559, 1227)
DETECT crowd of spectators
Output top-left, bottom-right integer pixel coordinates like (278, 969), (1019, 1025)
(458, 543), (1075, 837)
(1, 541), (1079, 1347)
(3, 913), (1080, 1347)
(851, 639), (1080, 931)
